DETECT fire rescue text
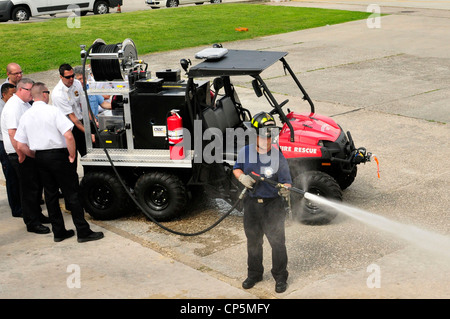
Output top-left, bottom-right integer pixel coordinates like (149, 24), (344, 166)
(279, 145), (317, 154)
(179, 303), (270, 316)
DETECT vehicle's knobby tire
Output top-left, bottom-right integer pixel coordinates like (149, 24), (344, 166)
(291, 171), (342, 225)
(134, 171), (187, 221)
(80, 171), (131, 220)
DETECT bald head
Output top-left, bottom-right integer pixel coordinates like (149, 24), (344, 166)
(6, 63), (23, 86)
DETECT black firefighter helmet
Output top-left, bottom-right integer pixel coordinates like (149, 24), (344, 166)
(249, 111), (278, 138)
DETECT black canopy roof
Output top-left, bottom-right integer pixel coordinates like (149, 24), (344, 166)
(187, 49), (288, 78)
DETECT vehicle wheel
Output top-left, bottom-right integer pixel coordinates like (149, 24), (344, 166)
(210, 0), (222, 3)
(134, 171), (187, 221)
(80, 171), (131, 220)
(94, 1), (109, 14)
(291, 171), (342, 225)
(166, 0), (179, 7)
(12, 6), (30, 21)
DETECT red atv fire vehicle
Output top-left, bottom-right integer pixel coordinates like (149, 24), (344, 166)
(79, 41), (376, 225)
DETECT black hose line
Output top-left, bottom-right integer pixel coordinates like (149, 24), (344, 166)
(81, 46), (244, 237)
(90, 42), (122, 81)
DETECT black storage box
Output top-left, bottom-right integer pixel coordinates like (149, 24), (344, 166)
(97, 129), (127, 149)
(135, 78), (163, 93)
(156, 69), (181, 82)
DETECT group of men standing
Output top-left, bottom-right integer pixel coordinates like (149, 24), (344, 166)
(0, 63), (103, 243)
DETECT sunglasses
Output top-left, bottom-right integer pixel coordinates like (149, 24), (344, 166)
(43, 91), (50, 94)
(62, 74), (75, 79)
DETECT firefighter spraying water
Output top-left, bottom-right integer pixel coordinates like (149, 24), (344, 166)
(233, 112), (292, 293)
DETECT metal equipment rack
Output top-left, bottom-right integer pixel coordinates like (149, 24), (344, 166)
(80, 39), (193, 168)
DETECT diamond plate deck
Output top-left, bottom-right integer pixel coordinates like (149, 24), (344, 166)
(80, 148), (192, 168)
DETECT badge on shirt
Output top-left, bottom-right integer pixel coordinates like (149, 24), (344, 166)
(262, 167), (274, 178)
(74, 91), (79, 97)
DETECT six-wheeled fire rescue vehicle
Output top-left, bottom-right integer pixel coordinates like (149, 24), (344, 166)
(78, 39), (376, 225)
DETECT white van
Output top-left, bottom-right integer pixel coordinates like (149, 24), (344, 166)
(0, 0), (122, 22)
(145, 0), (221, 9)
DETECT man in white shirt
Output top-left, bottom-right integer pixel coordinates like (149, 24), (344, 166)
(15, 82), (104, 243)
(0, 78), (49, 234)
(1, 63), (23, 90)
(51, 63), (92, 159)
(0, 83), (22, 218)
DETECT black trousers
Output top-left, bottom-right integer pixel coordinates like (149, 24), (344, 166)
(34, 149), (91, 238)
(243, 196), (288, 282)
(0, 141), (22, 217)
(72, 124), (87, 157)
(7, 154), (42, 229)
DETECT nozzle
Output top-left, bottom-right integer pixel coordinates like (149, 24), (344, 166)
(239, 187), (248, 199)
(250, 172), (306, 197)
(371, 154), (381, 178)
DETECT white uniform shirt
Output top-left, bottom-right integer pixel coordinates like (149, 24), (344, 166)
(1, 79), (13, 141)
(51, 79), (86, 120)
(14, 101), (74, 151)
(0, 99), (6, 141)
(0, 94), (32, 154)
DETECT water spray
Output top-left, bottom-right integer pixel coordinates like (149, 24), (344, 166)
(305, 193), (450, 258)
(250, 172), (450, 258)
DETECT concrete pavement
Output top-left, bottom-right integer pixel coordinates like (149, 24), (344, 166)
(0, 199), (254, 299)
(287, 0), (450, 10)
(1, 1), (449, 300)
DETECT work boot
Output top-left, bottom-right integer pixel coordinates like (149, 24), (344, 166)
(77, 231), (104, 243)
(242, 276), (263, 289)
(54, 230), (75, 242)
(27, 224), (51, 234)
(275, 281), (288, 293)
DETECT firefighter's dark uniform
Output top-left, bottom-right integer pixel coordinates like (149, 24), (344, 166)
(233, 112), (292, 293)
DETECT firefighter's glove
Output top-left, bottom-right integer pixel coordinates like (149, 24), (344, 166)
(278, 186), (290, 200)
(238, 174), (256, 189)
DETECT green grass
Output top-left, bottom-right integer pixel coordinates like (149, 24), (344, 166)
(0, 4), (371, 78)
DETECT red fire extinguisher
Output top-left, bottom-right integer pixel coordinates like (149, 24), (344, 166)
(167, 110), (185, 160)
